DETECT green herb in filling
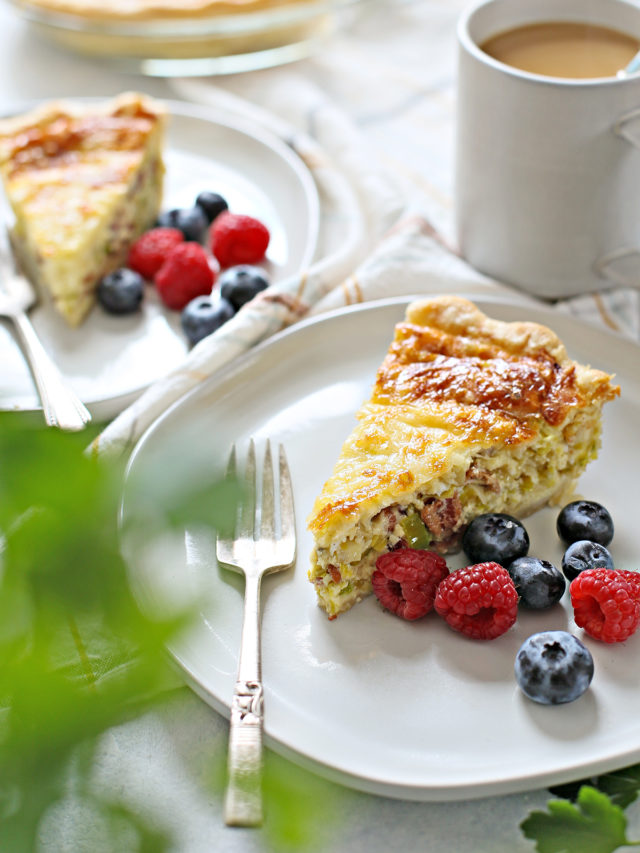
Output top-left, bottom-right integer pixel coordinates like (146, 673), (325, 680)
(400, 512), (431, 549)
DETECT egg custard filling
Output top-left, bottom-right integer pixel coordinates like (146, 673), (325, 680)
(0, 92), (166, 326)
(307, 296), (620, 620)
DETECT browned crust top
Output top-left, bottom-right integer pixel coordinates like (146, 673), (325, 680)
(374, 297), (620, 432)
(0, 93), (165, 182)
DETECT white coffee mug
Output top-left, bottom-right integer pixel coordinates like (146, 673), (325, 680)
(455, 0), (640, 299)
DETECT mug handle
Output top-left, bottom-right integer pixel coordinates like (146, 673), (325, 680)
(594, 246), (640, 288)
(594, 112), (640, 286)
(613, 106), (640, 148)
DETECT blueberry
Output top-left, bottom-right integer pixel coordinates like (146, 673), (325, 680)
(98, 268), (144, 314)
(557, 500), (614, 547)
(157, 206), (208, 242)
(195, 191), (229, 224)
(219, 265), (270, 311)
(180, 295), (235, 346)
(506, 556), (566, 609)
(515, 630), (594, 705)
(462, 513), (529, 565)
(561, 539), (614, 581)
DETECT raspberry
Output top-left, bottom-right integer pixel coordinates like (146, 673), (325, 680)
(209, 212), (270, 268)
(619, 570), (640, 600)
(154, 243), (215, 311)
(372, 549), (449, 621)
(128, 227), (184, 280)
(434, 562), (518, 640)
(570, 568), (640, 643)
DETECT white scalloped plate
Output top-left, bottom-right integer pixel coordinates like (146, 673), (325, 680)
(120, 294), (640, 801)
(0, 99), (319, 421)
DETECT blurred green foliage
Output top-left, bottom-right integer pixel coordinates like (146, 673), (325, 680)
(0, 413), (339, 852)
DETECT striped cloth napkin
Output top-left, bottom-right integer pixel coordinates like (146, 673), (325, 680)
(92, 0), (640, 457)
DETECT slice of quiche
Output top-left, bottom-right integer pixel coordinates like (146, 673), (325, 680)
(307, 296), (620, 619)
(0, 92), (166, 326)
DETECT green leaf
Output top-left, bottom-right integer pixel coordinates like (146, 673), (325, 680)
(0, 413), (345, 852)
(0, 414), (219, 850)
(261, 751), (342, 852)
(521, 785), (638, 853)
(594, 765), (640, 810)
(549, 765), (640, 810)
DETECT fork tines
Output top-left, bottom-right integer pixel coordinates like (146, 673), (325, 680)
(219, 439), (296, 571)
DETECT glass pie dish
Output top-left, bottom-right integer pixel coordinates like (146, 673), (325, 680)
(9, 0), (367, 76)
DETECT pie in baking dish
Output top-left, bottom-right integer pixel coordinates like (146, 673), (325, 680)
(0, 92), (165, 326)
(307, 296), (620, 619)
(14, 0), (313, 21)
(13, 0), (338, 63)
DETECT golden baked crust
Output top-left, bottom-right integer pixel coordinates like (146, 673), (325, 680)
(0, 92), (166, 326)
(16, 0), (313, 22)
(307, 296), (620, 619)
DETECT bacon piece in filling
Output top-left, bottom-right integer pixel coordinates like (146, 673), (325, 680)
(420, 494), (463, 551)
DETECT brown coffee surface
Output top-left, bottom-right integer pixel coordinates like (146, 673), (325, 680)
(481, 21), (639, 78)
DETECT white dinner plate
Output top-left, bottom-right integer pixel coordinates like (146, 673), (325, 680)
(0, 99), (319, 421)
(120, 294), (640, 802)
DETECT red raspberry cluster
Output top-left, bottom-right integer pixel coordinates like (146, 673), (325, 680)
(371, 549), (640, 645)
(128, 227), (184, 280)
(209, 212), (270, 269)
(570, 568), (640, 643)
(154, 243), (216, 311)
(128, 210), (270, 312)
(372, 549), (448, 621)
(372, 550), (518, 639)
(434, 562), (519, 640)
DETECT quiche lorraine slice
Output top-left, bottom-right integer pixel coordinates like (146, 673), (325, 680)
(0, 92), (166, 326)
(307, 296), (620, 620)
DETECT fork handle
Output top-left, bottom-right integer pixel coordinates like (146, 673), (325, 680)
(224, 679), (264, 826)
(224, 572), (264, 826)
(12, 312), (91, 431)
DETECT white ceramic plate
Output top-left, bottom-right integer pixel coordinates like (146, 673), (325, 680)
(120, 295), (640, 802)
(0, 99), (319, 421)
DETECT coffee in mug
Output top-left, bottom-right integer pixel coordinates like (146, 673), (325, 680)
(481, 21), (639, 79)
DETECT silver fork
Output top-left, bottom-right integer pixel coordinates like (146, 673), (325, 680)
(0, 229), (91, 431)
(216, 439), (296, 827)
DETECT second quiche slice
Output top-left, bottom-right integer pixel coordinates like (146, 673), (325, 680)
(307, 296), (620, 619)
(0, 92), (166, 326)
